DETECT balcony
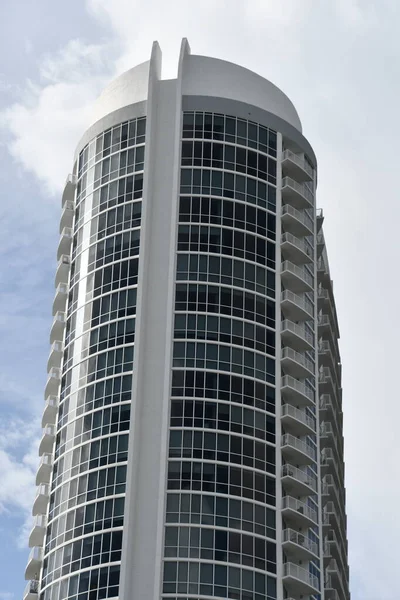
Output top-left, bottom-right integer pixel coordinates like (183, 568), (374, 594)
(38, 425), (56, 456)
(321, 448), (344, 488)
(281, 204), (314, 236)
(44, 368), (61, 398)
(319, 340), (338, 373)
(281, 347), (314, 378)
(36, 453), (53, 485)
(57, 227), (73, 260)
(322, 476), (346, 521)
(50, 312), (66, 344)
(42, 396), (59, 427)
(55, 255), (71, 287)
(324, 583), (340, 600)
(25, 546), (43, 580)
(283, 562), (320, 595)
(319, 368), (339, 401)
(52, 284), (68, 316)
(281, 375), (315, 407)
(281, 176), (314, 209)
(281, 290), (314, 321)
(326, 557), (349, 599)
(23, 580), (39, 600)
(281, 404), (316, 436)
(32, 485), (49, 516)
(282, 528), (319, 561)
(282, 149), (314, 182)
(28, 515), (47, 548)
(316, 208), (324, 231)
(317, 232), (325, 257)
(60, 200), (74, 232)
(61, 173), (77, 207)
(47, 342), (63, 372)
(281, 320), (314, 351)
(281, 433), (317, 465)
(282, 495), (318, 529)
(281, 232), (314, 265)
(323, 502), (347, 552)
(281, 261), (313, 293)
(281, 464), (317, 496)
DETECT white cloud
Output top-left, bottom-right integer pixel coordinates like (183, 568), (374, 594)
(0, 418), (40, 547)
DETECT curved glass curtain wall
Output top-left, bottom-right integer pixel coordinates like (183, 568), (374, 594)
(40, 117), (146, 600)
(162, 112), (279, 600)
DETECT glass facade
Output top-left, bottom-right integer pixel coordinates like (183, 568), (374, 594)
(39, 117), (146, 600)
(162, 112), (279, 600)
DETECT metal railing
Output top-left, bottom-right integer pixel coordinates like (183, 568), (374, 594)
(282, 433), (317, 461)
(281, 204), (314, 232)
(281, 375), (315, 403)
(281, 260), (314, 288)
(24, 580), (39, 596)
(283, 528), (319, 556)
(281, 404), (316, 432)
(281, 347), (315, 374)
(281, 320), (314, 346)
(281, 464), (317, 492)
(282, 495), (318, 524)
(282, 149), (314, 178)
(281, 232), (314, 260)
(283, 562), (319, 590)
(281, 290), (314, 318)
(282, 176), (314, 204)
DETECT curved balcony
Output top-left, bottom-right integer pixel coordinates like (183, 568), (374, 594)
(42, 396), (59, 427)
(281, 290), (314, 321)
(281, 347), (314, 379)
(57, 227), (73, 260)
(23, 579), (39, 600)
(32, 485), (49, 516)
(62, 173), (77, 208)
(281, 375), (315, 407)
(282, 149), (313, 182)
(281, 261), (313, 293)
(281, 232), (314, 265)
(281, 320), (314, 351)
(319, 340), (338, 373)
(281, 176), (314, 209)
(281, 433), (317, 465)
(52, 284), (68, 316)
(326, 559), (349, 600)
(281, 404), (316, 436)
(60, 200), (74, 232)
(322, 475), (346, 522)
(38, 425), (56, 456)
(281, 464), (317, 495)
(44, 368), (61, 398)
(324, 584), (340, 600)
(55, 255), (71, 287)
(283, 562), (320, 596)
(28, 515), (47, 548)
(282, 528), (319, 561)
(47, 342), (63, 372)
(25, 546), (43, 580)
(35, 453), (53, 485)
(281, 204), (314, 236)
(50, 312), (66, 344)
(282, 495), (318, 529)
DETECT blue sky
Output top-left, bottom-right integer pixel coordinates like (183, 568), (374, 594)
(0, 1), (399, 598)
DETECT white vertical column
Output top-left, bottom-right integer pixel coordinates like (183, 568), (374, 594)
(119, 40), (184, 600)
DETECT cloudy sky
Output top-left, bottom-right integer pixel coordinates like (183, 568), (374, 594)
(0, 0), (398, 598)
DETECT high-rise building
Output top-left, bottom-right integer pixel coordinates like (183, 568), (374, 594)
(23, 39), (350, 600)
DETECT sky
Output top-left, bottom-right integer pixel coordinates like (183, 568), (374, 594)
(0, 0), (398, 598)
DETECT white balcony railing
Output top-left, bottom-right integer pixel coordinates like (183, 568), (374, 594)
(282, 149), (314, 178)
(281, 319), (314, 347)
(281, 204), (314, 234)
(281, 404), (316, 433)
(283, 562), (319, 591)
(283, 528), (319, 556)
(282, 495), (318, 525)
(281, 464), (317, 493)
(282, 433), (317, 462)
(281, 347), (315, 375)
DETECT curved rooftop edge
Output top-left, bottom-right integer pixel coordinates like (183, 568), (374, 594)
(75, 38), (308, 161)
